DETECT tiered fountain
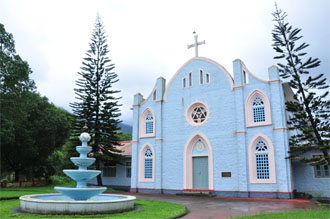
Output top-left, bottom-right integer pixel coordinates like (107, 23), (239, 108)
(19, 131), (135, 214)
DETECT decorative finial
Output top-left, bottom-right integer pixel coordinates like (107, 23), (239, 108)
(79, 121), (91, 146)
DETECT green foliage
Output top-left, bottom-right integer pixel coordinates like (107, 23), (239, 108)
(61, 136), (80, 169)
(70, 16), (123, 185)
(271, 5), (330, 165)
(116, 131), (132, 141)
(50, 175), (75, 186)
(0, 23), (35, 94)
(0, 23), (72, 180)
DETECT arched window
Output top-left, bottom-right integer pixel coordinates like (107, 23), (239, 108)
(144, 148), (153, 179)
(139, 145), (155, 182)
(248, 134), (276, 183)
(145, 113), (154, 134)
(255, 140), (269, 179)
(252, 96), (265, 123)
(139, 108), (155, 138)
(246, 90), (272, 127)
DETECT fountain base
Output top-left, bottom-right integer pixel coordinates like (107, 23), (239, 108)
(54, 186), (107, 200)
(20, 193), (136, 214)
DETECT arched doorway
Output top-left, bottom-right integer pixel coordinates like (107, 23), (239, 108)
(183, 132), (213, 190)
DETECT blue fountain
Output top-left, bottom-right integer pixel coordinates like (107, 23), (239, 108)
(19, 131), (136, 214)
(54, 132), (106, 200)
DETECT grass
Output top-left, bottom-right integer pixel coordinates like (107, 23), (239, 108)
(236, 209), (330, 219)
(0, 185), (186, 218)
(0, 199), (185, 218)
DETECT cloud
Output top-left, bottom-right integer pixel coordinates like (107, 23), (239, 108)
(1, 0), (328, 124)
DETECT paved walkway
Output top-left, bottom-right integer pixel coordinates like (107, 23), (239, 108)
(125, 193), (318, 219)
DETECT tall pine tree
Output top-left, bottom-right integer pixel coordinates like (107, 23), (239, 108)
(70, 16), (123, 185)
(272, 5), (329, 165)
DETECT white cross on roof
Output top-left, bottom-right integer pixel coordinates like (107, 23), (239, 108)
(187, 32), (205, 57)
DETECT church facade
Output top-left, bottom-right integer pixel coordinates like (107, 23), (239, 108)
(129, 55), (329, 198)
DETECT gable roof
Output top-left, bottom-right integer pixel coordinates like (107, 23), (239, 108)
(114, 141), (132, 157)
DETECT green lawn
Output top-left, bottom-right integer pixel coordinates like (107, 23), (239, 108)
(237, 209), (330, 219)
(0, 185), (186, 218)
(0, 199), (185, 218)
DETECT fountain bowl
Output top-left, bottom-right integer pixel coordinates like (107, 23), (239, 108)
(54, 186), (106, 200)
(20, 193), (136, 214)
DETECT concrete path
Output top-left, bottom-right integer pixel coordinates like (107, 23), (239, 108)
(125, 193), (318, 219)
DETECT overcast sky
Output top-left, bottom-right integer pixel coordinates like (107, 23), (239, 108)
(1, 0), (329, 124)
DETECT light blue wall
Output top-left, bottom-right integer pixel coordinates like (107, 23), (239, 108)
(89, 157), (131, 189)
(131, 57), (298, 197)
(292, 151), (330, 197)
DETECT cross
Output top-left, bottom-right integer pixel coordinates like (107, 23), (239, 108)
(187, 32), (205, 57)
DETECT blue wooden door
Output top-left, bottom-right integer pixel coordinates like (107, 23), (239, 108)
(193, 156), (208, 189)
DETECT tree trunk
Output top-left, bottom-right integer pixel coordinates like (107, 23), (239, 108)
(95, 159), (103, 186)
(14, 170), (19, 182)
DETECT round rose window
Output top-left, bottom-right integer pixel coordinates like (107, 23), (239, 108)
(186, 102), (209, 126)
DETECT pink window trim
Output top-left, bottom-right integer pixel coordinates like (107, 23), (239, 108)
(183, 132), (214, 190)
(245, 89), (272, 128)
(139, 108), (156, 138)
(185, 101), (209, 127)
(138, 144), (155, 183)
(248, 133), (276, 184)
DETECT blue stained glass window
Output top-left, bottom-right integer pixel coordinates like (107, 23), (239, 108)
(253, 96), (265, 122)
(144, 148), (153, 179)
(256, 154), (270, 179)
(255, 140), (269, 179)
(255, 140), (268, 152)
(145, 113), (153, 134)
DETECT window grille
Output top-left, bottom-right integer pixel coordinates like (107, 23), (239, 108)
(313, 155), (330, 178)
(145, 113), (153, 134)
(191, 106), (207, 123)
(144, 148), (153, 179)
(253, 96), (265, 122)
(255, 140), (269, 179)
(103, 166), (116, 177)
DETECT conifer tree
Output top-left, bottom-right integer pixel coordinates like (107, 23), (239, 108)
(70, 16), (123, 185)
(271, 5), (329, 165)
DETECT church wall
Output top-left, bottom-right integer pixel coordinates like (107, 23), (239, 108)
(131, 57), (298, 198)
(134, 94), (162, 191)
(292, 151), (330, 198)
(162, 59), (237, 191)
(88, 157), (131, 190)
(242, 74), (293, 197)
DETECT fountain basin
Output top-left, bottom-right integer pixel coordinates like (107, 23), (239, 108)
(54, 186), (106, 200)
(76, 146), (92, 154)
(70, 157), (95, 168)
(63, 169), (101, 182)
(20, 193), (136, 214)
